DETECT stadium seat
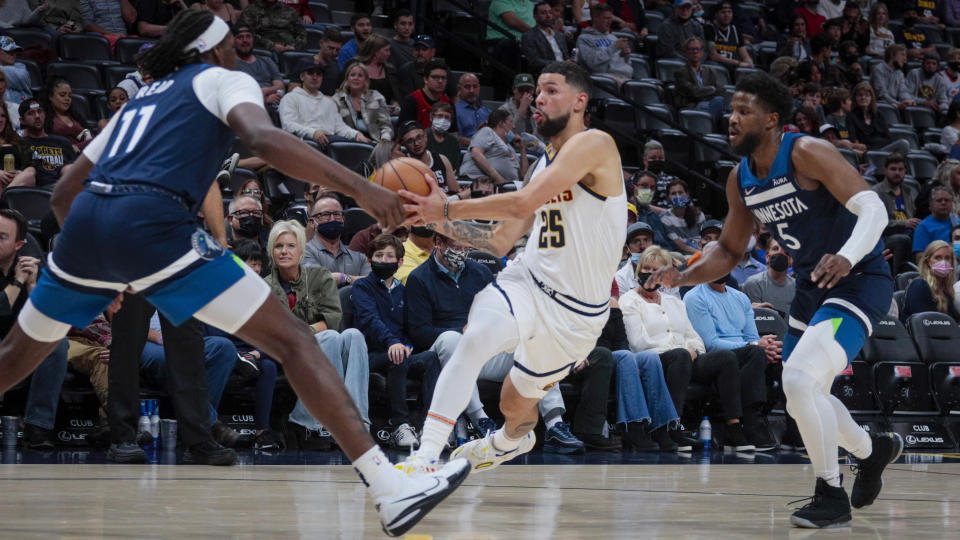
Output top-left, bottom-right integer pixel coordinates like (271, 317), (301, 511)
(906, 312), (960, 365)
(636, 103), (672, 132)
(338, 285), (354, 331)
(866, 315), (933, 413)
(922, 127), (942, 145)
(704, 63), (730, 87)
(864, 150), (887, 174)
(280, 51), (314, 76)
(948, 26), (960, 47)
(326, 141), (374, 175)
(114, 37), (156, 65)
(915, 23), (943, 44)
(893, 289), (906, 314)
(466, 250), (504, 274)
(305, 28), (325, 50)
(679, 109), (714, 134)
(838, 147), (859, 169)
(831, 359), (880, 413)
(903, 106), (937, 131)
(104, 64), (134, 90)
(1, 187), (50, 236)
(659, 129), (690, 163)
(889, 127), (919, 150)
(309, 2), (332, 23)
(693, 133), (731, 163)
(69, 93), (96, 124)
(753, 307), (786, 340)
(47, 62), (104, 93)
(59, 33), (112, 63)
(929, 362), (960, 414)
(861, 316), (919, 365)
(644, 10), (664, 33)
(907, 152), (938, 181)
(597, 99), (634, 139)
(629, 54), (650, 79)
(876, 102), (900, 126)
(17, 57), (42, 89)
(343, 207), (376, 244)
(655, 59), (684, 81)
(895, 270), (919, 291)
(621, 80), (661, 105)
(733, 66), (760, 83)
(589, 74), (619, 98)
(0, 28), (52, 49)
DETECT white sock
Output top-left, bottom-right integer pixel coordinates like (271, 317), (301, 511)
(784, 367), (842, 488)
(492, 427), (521, 452)
(354, 446), (402, 499)
(544, 413), (562, 430)
(827, 394), (873, 460)
(416, 413), (455, 461)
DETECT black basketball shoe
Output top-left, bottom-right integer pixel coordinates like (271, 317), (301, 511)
(790, 477), (852, 529)
(850, 431), (904, 508)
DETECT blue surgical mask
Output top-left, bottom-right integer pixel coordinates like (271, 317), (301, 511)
(670, 194), (690, 208)
(505, 130), (515, 143)
(694, 9), (704, 17)
(954, 241), (960, 260)
(630, 252), (641, 265)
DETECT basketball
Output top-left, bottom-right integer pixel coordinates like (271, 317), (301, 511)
(372, 157), (435, 198)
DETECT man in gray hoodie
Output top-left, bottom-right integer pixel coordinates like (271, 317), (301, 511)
(870, 44), (916, 110)
(575, 3), (632, 83)
(906, 52), (949, 116)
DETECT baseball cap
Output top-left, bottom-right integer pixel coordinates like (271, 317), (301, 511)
(626, 221), (654, 242)
(18, 98), (40, 117)
(233, 23), (253, 36)
(513, 73), (535, 88)
(700, 219), (723, 235)
(398, 120), (423, 140)
(413, 34), (434, 48)
(675, 0), (693, 5)
(819, 123), (838, 135)
(0, 36), (22, 53)
(295, 58), (324, 77)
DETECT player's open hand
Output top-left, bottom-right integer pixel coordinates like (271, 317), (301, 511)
(356, 181), (407, 230)
(811, 253), (852, 289)
(400, 174), (447, 226)
(648, 265), (683, 290)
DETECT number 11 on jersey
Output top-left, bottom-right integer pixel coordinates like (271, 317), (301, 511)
(107, 105), (157, 158)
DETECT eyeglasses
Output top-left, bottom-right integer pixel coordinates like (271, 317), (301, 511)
(240, 188), (262, 196)
(232, 210), (263, 219)
(402, 133), (426, 145)
(310, 211), (344, 221)
(428, 74), (447, 80)
(687, 47), (703, 52)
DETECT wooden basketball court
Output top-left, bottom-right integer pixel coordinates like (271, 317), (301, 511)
(0, 457), (956, 537)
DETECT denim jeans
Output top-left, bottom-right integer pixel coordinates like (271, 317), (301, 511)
(24, 339), (69, 430)
(289, 328), (370, 430)
(613, 349), (679, 430)
(696, 95), (728, 126)
(369, 350), (440, 426)
(140, 336), (238, 426)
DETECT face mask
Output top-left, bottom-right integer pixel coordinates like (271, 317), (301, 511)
(371, 261), (399, 280)
(769, 253), (789, 272)
(670, 194), (690, 208)
(431, 117), (450, 133)
(954, 241), (960, 260)
(950, 62), (960, 72)
(931, 260), (953, 278)
(646, 160), (664, 174)
(636, 188), (654, 205)
(315, 220), (344, 240)
(635, 271), (660, 291)
(410, 225), (433, 237)
(471, 189), (489, 199)
(630, 252), (642, 265)
(237, 216), (262, 238)
(443, 247), (468, 273)
(694, 9), (704, 17)
(505, 130), (515, 143)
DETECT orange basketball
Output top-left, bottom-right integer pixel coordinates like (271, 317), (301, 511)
(372, 157), (434, 198)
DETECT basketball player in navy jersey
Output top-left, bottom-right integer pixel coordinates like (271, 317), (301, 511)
(0, 11), (467, 537)
(651, 72), (903, 529)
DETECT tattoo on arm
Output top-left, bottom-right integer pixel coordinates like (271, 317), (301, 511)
(427, 220), (500, 253)
(510, 421), (537, 438)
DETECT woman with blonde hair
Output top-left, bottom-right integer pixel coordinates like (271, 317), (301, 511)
(903, 240), (960, 321)
(333, 61), (394, 143)
(866, 2), (894, 58)
(355, 34), (400, 107)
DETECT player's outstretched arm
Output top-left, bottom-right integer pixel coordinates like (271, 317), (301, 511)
(226, 103), (406, 229)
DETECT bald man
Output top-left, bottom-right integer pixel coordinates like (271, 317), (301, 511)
(455, 72), (491, 144)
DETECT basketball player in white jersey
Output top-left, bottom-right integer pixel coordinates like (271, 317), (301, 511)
(398, 62), (627, 471)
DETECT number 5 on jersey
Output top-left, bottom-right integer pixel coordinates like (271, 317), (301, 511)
(538, 209), (565, 249)
(776, 222), (801, 250)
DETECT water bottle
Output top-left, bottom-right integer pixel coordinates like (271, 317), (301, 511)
(572, 47), (580, 63)
(149, 399), (160, 448)
(698, 416), (712, 450)
(137, 399), (152, 446)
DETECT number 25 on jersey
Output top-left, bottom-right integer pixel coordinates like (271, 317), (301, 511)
(538, 209), (566, 249)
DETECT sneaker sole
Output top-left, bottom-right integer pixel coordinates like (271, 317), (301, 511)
(381, 459), (471, 537)
(542, 443), (585, 455)
(790, 513), (852, 529)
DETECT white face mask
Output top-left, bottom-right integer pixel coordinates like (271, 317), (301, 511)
(432, 118), (451, 133)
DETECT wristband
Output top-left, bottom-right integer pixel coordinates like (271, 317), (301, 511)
(443, 199), (451, 221)
(10, 279), (23, 289)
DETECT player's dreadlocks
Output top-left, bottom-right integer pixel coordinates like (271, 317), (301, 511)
(138, 10), (218, 80)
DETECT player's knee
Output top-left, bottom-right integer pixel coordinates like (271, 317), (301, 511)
(782, 365), (816, 406)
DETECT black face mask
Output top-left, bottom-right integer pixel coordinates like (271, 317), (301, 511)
(769, 253), (789, 272)
(237, 216), (263, 238)
(636, 271), (660, 291)
(410, 226), (433, 238)
(646, 160), (664, 174)
(315, 220), (344, 240)
(471, 190), (490, 199)
(371, 261), (399, 280)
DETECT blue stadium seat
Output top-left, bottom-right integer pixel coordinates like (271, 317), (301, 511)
(59, 33), (112, 63)
(904, 106), (937, 131)
(327, 141), (375, 175)
(1, 187), (50, 236)
(47, 62), (104, 93)
(896, 271), (919, 291)
(655, 58), (684, 82)
(679, 109), (715, 134)
(907, 151), (938, 181)
(114, 37), (156, 65)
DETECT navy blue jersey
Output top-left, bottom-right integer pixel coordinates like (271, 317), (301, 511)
(737, 132), (884, 280)
(87, 63), (237, 213)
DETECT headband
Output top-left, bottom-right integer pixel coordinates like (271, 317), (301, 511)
(184, 16), (230, 54)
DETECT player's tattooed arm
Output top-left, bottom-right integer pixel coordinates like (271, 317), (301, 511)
(426, 220), (500, 253)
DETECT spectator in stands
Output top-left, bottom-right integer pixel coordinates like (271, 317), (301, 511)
(237, 178), (273, 227)
(42, 77), (89, 152)
(906, 52), (949, 116)
(194, 0), (238, 24)
(233, 24), (284, 106)
(0, 37), (31, 105)
(0, 0), (35, 28)
(265, 220), (370, 449)
(399, 59), (453, 131)
(743, 238), (795, 316)
(19, 99), (76, 188)
(337, 13), (372, 70)
(116, 43), (153, 99)
(629, 170), (673, 250)
(0, 70), (18, 130)
(426, 102), (461, 173)
(279, 60), (371, 147)
(459, 108), (527, 185)
(548, 0), (576, 46)
(903, 240), (960, 321)
(940, 48), (960, 103)
(641, 140), (674, 206)
(33, 0), (85, 37)
(0, 105), (36, 191)
(675, 36), (727, 125)
(831, 40), (864, 90)
(870, 44), (917, 110)
(840, 1), (869, 51)
(848, 81), (910, 154)
(307, 27), (344, 97)
(226, 195), (266, 246)
(777, 14), (812, 62)
(0, 209), (68, 449)
(465, 175), (495, 199)
(919, 0), (946, 25)
(398, 120), (457, 194)
(348, 221), (408, 263)
(487, 0), (535, 41)
(866, 2), (895, 58)
(134, 0), (186, 37)
(140, 311), (240, 447)
(792, 105), (820, 135)
(576, 3), (632, 84)
(896, 7), (936, 61)
(282, 0), (313, 24)
(97, 87), (127, 131)
(731, 235), (766, 286)
(873, 152), (918, 274)
(353, 234), (440, 447)
(822, 87), (866, 153)
(661, 179), (704, 254)
(333, 62), (393, 143)
(616, 222), (656, 296)
(238, 0), (305, 53)
(81, 0), (134, 37)
(388, 8), (415, 68)
(656, 0), (704, 60)
(397, 34), (436, 98)
(683, 242), (779, 451)
(808, 34), (835, 84)
(621, 246), (765, 451)
(913, 186), (956, 258)
(794, 0), (825, 36)
(498, 73), (539, 140)
(356, 34), (401, 107)
(303, 194), (370, 286)
(396, 225), (434, 284)
(943, 100), (960, 149)
(66, 306), (115, 442)
(699, 219), (722, 247)
(522, 1), (570, 75)
(705, 1), (753, 71)
(798, 82), (823, 116)
(932, 158), (960, 217)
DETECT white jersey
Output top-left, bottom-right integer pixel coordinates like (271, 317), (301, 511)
(520, 150), (627, 312)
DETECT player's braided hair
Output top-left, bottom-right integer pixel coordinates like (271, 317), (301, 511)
(138, 10), (217, 80)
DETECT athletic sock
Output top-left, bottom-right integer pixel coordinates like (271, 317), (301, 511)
(492, 428), (521, 452)
(416, 413), (455, 461)
(354, 446), (402, 499)
(543, 412), (562, 430)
